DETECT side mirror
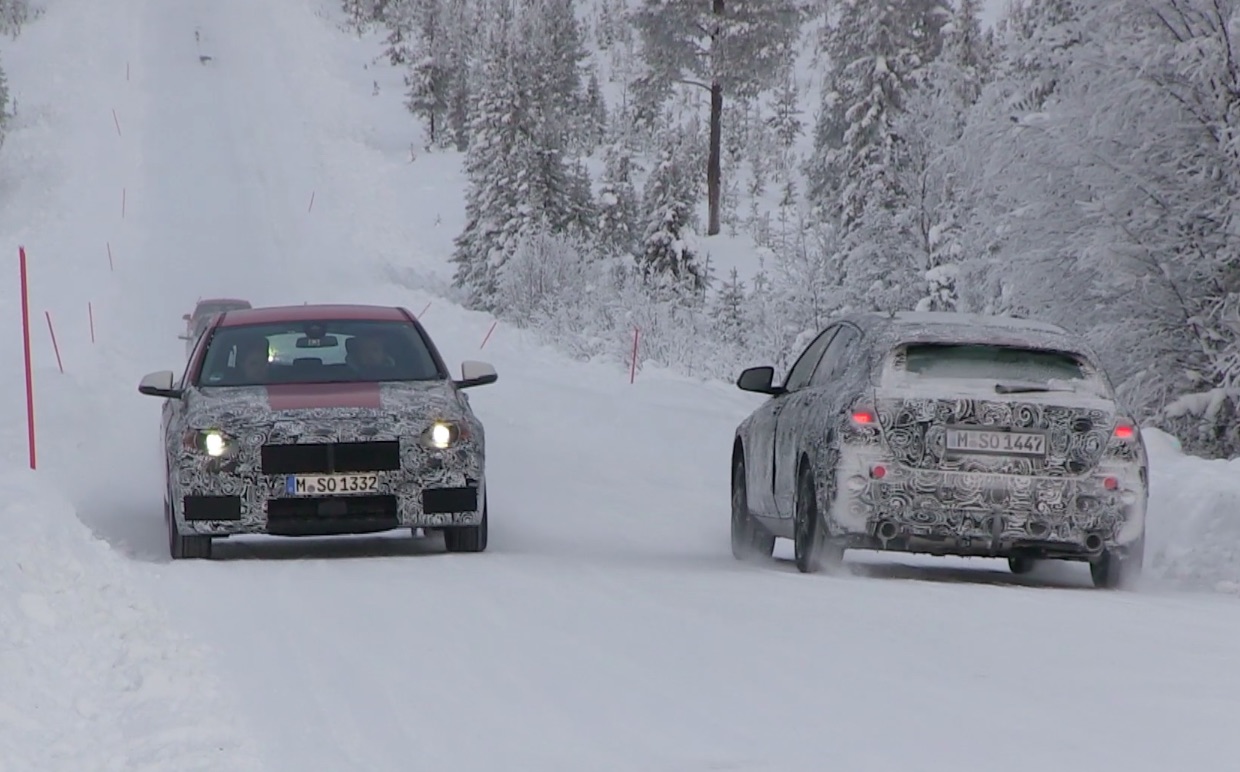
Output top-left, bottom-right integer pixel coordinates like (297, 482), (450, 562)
(138, 370), (183, 399)
(737, 366), (784, 395)
(182, 313), (192, 322)
(455, 360), (498, 389)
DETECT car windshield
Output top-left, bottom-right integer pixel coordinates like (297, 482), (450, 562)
(900, 343), (1088, 383)
(196, 319), (442, 386)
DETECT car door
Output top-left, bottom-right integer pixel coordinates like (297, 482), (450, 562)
(772, 324), (862, 517)
(761, 326), (839, 519)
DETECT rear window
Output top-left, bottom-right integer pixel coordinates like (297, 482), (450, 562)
(196, 319), (443, 386)
(899, 343), (1087, 382)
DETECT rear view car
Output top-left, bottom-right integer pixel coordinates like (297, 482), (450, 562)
(181, 297), (252, 356)
(139, 303), (498, 559)
(729, 311), (1147, 589)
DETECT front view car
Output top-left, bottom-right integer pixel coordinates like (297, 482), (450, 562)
(139, 303), (498, 559)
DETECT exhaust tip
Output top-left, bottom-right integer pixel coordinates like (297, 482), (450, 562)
(877, 521), (898, 540)
(1085, 533), (1104, 552)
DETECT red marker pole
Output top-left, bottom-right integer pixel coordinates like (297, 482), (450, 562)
(630, 326), (640, 384)
(89, 302), (96, 343)
(479, 320), (497, 350)
(19, 247), (36, 469)
(45, 311), (63, 374)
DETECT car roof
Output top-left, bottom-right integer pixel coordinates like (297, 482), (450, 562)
(833, 311), (1096, 364)
(216, 304), (411, 327)
(196, 297), (251, 307)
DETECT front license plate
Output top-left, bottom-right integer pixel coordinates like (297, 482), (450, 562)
(285, 473), (380, 496)
(946, 427), (1046, 456)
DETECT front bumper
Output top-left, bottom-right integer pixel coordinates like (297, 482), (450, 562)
(169, 437), (485, 537)
(827, 448), (1146, 559)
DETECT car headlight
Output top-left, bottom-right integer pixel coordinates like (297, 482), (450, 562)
(421, 421), (462, 449)
(183, 429), (233, 457)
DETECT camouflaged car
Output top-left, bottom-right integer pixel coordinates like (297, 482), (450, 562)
(729, 311), (1147, 589)
(139, 303), (498, 559)
(180, 297), (252, 356)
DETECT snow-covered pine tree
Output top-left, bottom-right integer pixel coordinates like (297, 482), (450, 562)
(582, 66), (608, 151)
(766, 69), (804, 152)
(519, 0), (590, 153)
(451, 2), (528, 308)
(639, 127), (706, 295)
(596, 143), (641, 258)
(897, 0), (991, 313)
(452, 0), (597, 311)
(0, 58), (9, 145)
(404, 0), (452, 147)
(631, 0), (806, 235)
(443, 0), (479, 150)
(0, 0), (32, 35)
(803, 0), (950, 313)
(379, 0), (417, 66)
(713, 267), (748, 347)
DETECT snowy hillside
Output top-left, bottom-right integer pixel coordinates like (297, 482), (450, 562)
(2, 0), (1240, 770)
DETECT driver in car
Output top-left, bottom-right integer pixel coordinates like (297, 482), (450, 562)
(345, 333), (397, 378)
(235, 338), (271, 383)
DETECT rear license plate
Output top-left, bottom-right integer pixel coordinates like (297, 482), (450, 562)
(285, 473), (380, 496)
(946, 427), (1046, 456)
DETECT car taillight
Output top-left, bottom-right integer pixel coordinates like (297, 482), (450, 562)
(851, 409), (876, 425)
(1113, 420), (1137, 440)
(1103, 476), (1119, 490)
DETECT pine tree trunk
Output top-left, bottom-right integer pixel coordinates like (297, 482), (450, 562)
(707, 0), (724, 236)
(708, 79), (722, 236)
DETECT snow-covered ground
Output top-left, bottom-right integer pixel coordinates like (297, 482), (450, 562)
(3, 0), (1240, 770)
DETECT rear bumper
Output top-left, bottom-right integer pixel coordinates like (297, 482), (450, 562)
(827, 448), (1146, 557)
(171, 472), (484, 537)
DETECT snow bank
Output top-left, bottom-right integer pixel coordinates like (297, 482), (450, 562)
(1145, 428), (1240, 594)
(0, 469), (265, 772)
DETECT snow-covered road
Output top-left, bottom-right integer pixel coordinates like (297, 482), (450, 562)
(3, 0), (1240, 770)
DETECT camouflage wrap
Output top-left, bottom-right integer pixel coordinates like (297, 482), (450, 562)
(162, 381), (486, 535)
(735, 311), (1148, 560)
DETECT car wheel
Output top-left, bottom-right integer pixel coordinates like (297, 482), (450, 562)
(165, 488), (212, 560)
(1090, 536), (1143, 590)
(731, 456), (775, 561)
(443, 495), (488, 553)
(1008, 556), (1037, 575)
(794, 463), (843, 574)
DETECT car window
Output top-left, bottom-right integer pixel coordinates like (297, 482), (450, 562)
(783, 327), (837, 392)
(810, 324), (861, 386)
(195, 319), (443, 387)
(899, 343), (1088, 382)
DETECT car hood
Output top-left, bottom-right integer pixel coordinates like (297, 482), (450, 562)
(184, 380), (466, 428)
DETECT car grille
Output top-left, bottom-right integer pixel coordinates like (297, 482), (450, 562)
(260, 440), (401, 474)
(266, 495), (399, 536)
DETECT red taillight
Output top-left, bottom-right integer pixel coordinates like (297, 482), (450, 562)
(851, 410), (876, 425)
(870, 464), (887, 479)
(1113, 422), (1136, 440)
(1103, 476), (1119, 491)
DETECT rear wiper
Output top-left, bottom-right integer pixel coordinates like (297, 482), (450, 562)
(994, 381), (1074, 394)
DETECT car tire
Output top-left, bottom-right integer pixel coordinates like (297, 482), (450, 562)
(1090, 536), (1143, 590)
(165, 489), (212, 560)
(731, 456), (775, 561)
(1008, 556), (1037, 575)
(443, 495), (488, 553)
(794, 463), (843, 574)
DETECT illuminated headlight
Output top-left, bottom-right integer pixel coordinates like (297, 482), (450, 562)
(184, 429), (233, 457)
(422, 421), (460, 449)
